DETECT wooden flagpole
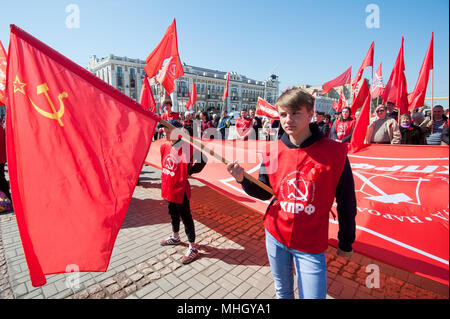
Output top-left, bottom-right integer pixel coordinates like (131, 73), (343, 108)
(159, 118), (275, 195)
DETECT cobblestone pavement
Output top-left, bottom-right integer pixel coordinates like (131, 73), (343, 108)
(0, 165), (448, 299)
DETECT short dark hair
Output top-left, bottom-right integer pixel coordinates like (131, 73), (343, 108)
(163, 99), (172, 106)
(275, 87), (314, 112)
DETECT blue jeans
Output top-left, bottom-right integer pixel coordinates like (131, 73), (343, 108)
(265, 230), (327, 299)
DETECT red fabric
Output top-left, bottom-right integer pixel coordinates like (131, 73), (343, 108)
(140, 75), (156, 112)
(160, 141), (192, 204)
(337, 89), (348, 112)
(350, 79), (370, 114)
(161, 111), (180, 121)
(382, 37), (409, 115)
(222, 73), (229, 102)
(0, 41), (7, 105)
(334, 119), (356, 142)
(372, 63), (384, 98)
(321, 67), (352, 95)
(235, 117), (252, 140)
(185, 80), (197, 110)
(263, 139), (347, 253)
(348, 94), (371, 153)
(6, 25), (159, 287)
(144, 19), (184, 80)
(331, 100), (339, 112)
(408, 33), (434, 110)
(256, 97), (279, 119)
(156, 56), (177, 94)
(352, 42), (374, 90)
(145, 139), (449, 285)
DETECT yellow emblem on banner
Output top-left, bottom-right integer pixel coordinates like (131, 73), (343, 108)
(13, 76), (67, 127)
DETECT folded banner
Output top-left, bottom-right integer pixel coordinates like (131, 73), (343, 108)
(146, 140), (449, 285)
(6, 25), (159, 286)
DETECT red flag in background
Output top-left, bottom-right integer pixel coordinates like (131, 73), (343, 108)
(0, 41), (7, 105)
(337, 89), (348, 112)
(140, 75), (157, 112)
(156, 56), (177, 94)
(185, 80), (197, 110)
(372, 63), (384, 98)
(352, 41), (374, 90)
(256, 97), (279, 119)
(5, 25), (159, 287)
(321, 66), (352, 95)
(331, 100), (339, 112)
(350, 79), (370, 114)
(144, 19), (184, 81)
(408, 33), (434, 110)
(382, 37), (409, 115)
(222, 73), (229, 102)
(348, 94), (371, 153)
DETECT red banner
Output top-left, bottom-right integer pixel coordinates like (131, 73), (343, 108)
(256, 97), (279, 119)
(146, 140), (449, 285)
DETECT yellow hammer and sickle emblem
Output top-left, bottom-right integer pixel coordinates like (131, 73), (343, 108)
(29, 83), (67, 127)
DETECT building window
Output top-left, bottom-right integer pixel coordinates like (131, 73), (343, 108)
(117, 66), (123, 89)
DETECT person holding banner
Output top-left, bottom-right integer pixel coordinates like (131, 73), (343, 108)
(227, 88), (357, 299)
(159, 120), (208, 264)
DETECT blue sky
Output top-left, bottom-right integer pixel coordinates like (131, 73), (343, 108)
(1, 0), (448, 108)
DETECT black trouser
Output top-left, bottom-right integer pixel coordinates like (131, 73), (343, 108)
(0, 163), (11, 201)
(168, 193), (195, 243)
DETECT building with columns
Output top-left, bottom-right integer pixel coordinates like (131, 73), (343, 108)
(88, 54), (280, 114)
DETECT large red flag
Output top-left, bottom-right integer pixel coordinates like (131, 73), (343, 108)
(185, 80), (197, 110)
(382, 37), (409, 115)
(222, 73), (229, 102)
(350, 79), (370, 114)
(140, 75), (157, 112)
(144, 19), (184, 80)
(372, 63), (384, 98)
(0, 41), (7, 105)
(348, 94), (371, 153)
(256, 97), (279, 119)
(5, 25), (159, 287)
(408, 33), (434, 110)
(321, 67), (352, 95)
(155, 56), (178, 94)
(352, 42), (374, 90)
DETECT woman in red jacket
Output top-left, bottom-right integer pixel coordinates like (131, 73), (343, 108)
(227, 88), (357, 299)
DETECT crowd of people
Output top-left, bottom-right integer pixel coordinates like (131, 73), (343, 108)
(155, 98), (450, 147)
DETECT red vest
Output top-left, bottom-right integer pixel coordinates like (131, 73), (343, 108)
(263, 138), (347, 253)
(236, 117), (252, 140)
(334, 119), (355, 141)
(160, 141), (192, 204)
(161, 112), (180, 121)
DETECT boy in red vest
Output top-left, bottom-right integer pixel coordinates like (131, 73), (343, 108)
(227, 88), (357, 299)
(159, 119), (207, 264)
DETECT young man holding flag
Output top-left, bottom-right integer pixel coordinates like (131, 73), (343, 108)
(227, 88), (357, 299)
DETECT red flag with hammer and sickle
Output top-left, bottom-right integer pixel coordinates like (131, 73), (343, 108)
(5, 25), (160, 287)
